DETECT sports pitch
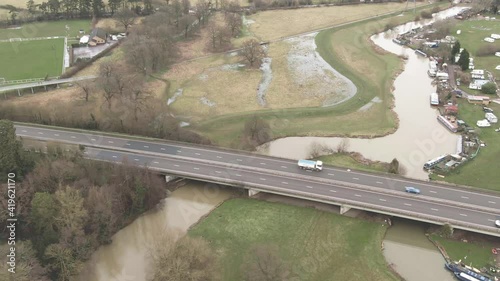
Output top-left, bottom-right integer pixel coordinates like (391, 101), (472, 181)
(0, 37), (64, 81)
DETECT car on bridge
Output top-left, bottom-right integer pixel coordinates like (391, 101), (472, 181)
(495, 220), (500, 228)
(405, 186), (421, 194)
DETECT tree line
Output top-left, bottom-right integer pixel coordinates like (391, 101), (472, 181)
(0, 119), (166, 280)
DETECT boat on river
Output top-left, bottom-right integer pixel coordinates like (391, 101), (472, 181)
(445, 261), (495, 281)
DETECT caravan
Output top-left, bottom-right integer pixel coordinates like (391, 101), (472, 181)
(430, 93), (439, 105)
(486, 112), (498, 123)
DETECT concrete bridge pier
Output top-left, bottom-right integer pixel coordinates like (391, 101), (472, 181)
(165, 175), (178, 183)
(248, 188), (260, 197)
(340, 205), (351, 215)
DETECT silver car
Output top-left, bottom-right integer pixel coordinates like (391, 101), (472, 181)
(495, 220), (500, 228)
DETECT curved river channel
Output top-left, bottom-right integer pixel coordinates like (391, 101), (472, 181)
(259, 7), (468, 180)
(79, 7), (468, 281)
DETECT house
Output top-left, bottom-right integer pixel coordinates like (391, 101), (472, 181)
(468, 79), (489, 90)
(467, 95), (490, 105)
(88, 28), (107, 47)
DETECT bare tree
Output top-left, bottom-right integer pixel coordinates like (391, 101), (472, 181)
(308, 142), (330, 159)
(225, 12), (242, 37)
(240, 39), (266, 68)
(195, 0), (210, 25)
(336, 138), (350, 153)
(181, 0), (191, 14)
(172, 0), (182, 28)
(114, 7), (136, 32)
(243, 244), (291, 281)
(75, 81), (93, 102)
(179, 14), (196, 38)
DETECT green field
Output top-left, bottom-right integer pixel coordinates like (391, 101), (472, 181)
(318, 153), (390, 174)
(189, 198), (398, 281)
(451, 20), (500, 75)
(0, 38), (64, 80)
(193, 3), (446, 148)
(431, 100), (500, 191)
(430, 235), (497, 268)
(0, 19), (91, 40)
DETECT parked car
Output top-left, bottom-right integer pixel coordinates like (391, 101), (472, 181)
(405, 187), (421, 194)
(495, 220), (500, 228)
(483, 107), (494, 113)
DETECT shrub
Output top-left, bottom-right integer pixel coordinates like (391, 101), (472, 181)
(481, 82), (497, 95)
(421, 11), (432, 19)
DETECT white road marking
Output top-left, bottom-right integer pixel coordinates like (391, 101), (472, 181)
(153, 161), (159, 164)
(281, 166), (287, 169)
(488, 201), (496, 204)
(488, 219), (495, 222)
(460, 214), (467, 217)
(144, 145), (149, 148)
(404, 203), (412, 206)
(174, 164), (180, 167)
(21, 130), (27, 132)
(126, 143), (131, 146)
(38, 132), (43, 134)
(379, 199), (386, 202)
(90, 138), (96, 141)
(108, 141), (113, 143)
(354, 194), (361, 197)
(260, 178), (266, 181)
(237, 159), (243, 162)
(306, 186), (313, 189)
(328, 173), (335, 176)
(431, 208), (439, 211)
(54, 134), (59, 136)
(71, 136), (76, 138)
(134, 159), (139, 161)
(376, 181), (383, 184)
(194, 167), (200, 170)
(195, 153), (201, 155)
(215, 171), (221, 174)
(429, 191), (437, 194)
(352, 177), (359, 180)
(282, 182), (288, 184)
(161, 148), (165, 150)
(260, 162), (266, 165)
(329, 189), (336, 192)
(177, 150), (181, 153)
(235, 174), (241, 177)
(217, 156), (222, 159)
(461, 196), (469, 199)
(112, 156), (117, 158)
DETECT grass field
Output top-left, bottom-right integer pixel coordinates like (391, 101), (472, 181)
(189, 198), (398, 281)
(0, 19), (91, 41)
(318, 153), (390, 174)
(430, 235), (497, 268)
(193, 3), (447, 147)
(451, 19), (500, 75)
(0, 37), (64, 80)
(431, 100), (500, 191)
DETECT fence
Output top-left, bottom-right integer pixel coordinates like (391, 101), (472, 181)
(0, 77), (60, 86)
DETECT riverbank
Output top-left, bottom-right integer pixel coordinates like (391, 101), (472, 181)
(189, 198), (399, 281)
(194, 3), (447, 148)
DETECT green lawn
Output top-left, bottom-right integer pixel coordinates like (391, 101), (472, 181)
(318, 153), (390, 174)
(0, 38), (64, 80)
(451, 20), (500, 75)
(189, 198), (398, 281)
(430, 235), (497, 268)
(193, 3), (446, 148)
(431, 100), (500, 191)
(0, 19), (91, 40)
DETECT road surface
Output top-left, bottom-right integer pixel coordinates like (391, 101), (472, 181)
(0, 75), (98, 93)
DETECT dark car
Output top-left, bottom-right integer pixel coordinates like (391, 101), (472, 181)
(405, 186), (421, 194)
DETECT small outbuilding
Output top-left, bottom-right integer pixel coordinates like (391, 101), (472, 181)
(79, 35), (89, 45)
(88, 28), (107, 47)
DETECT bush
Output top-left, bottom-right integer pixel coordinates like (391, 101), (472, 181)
(431, 7), (440, 14)
(481, 82), (497, 95)
(476, 45), (500, 57)
(421, 11), (432, 19)
(414, 15), (421, 22)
